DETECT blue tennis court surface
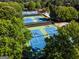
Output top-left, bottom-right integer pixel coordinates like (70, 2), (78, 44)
(31, 30), (43, 37)
(23, 15), (48, 24)
(45, 27), (58, 36)
(30, 37), (46, 51)
(24, 18), (33, 24)
(30, 30), (46, 51)
(30, 26), (58, 51)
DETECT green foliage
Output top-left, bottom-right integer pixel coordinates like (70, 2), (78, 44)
(56, 6), (78, 21)
(24, 2), (29, 8)
(78, 11), (79, 19)
(0, 17), (31, 59)
(59, 20), (79, 45)
(55, 0), (64, 6)
(28, 1), (36, 10)
(35, 1), (41, 8)
(7, 2), (22, 12)
(46, 7), (50, 13)
(44, 20), (79, 59)
(0, 6), (16, 19)
(0, 2), (31, 59)
(57, 20), (79, 59)
(50, 0), (79, 6)
(40, 1), (47, 8)
(15, 0), (23, 3)
(7, 2), (23, 17)
(0, 2), (23, 18)
(68, 0), (79, 6)
(26, 1), (42, 10)
(0, 2), (9, 7)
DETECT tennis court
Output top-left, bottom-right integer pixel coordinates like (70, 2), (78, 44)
(28, 24), (57, 37)
(31, 30), (44, 37)
(28, 25), (58, 51)
(30, 29), (46, 51)
(45, 27), (58, 36)
(23, 15), (48, 24)
(30, 33), (46, 51)
(23, 11), (57, 51)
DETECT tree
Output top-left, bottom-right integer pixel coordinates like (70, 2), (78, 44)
(44, 20), (79, 59)
(78, 11), (79, 20)
(0, 2), (23, 18)
(0, 2), (9, 7)
(0, 6), (16, 19)
(69, 0), (79, 6)
(35, 1), (41, 9)
(0, 2), (31, 59)
(54, 0), (64, 6)
(15, 0), (23, 3)
(40, 1), (47, 8)
(28, 1), (36, 10)
(0, 17), (31, 59)
(7, 2), (23, 17)
(55, 6), (78, 21)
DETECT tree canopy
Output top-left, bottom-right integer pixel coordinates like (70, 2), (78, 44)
(0, 2), (23, 18)
(28, 1), (36, 10)
(55, 6), (78, 21)
(44, 20), (79, 59)
(0, 2), (31, 59)
(0, 6), (16, 19)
